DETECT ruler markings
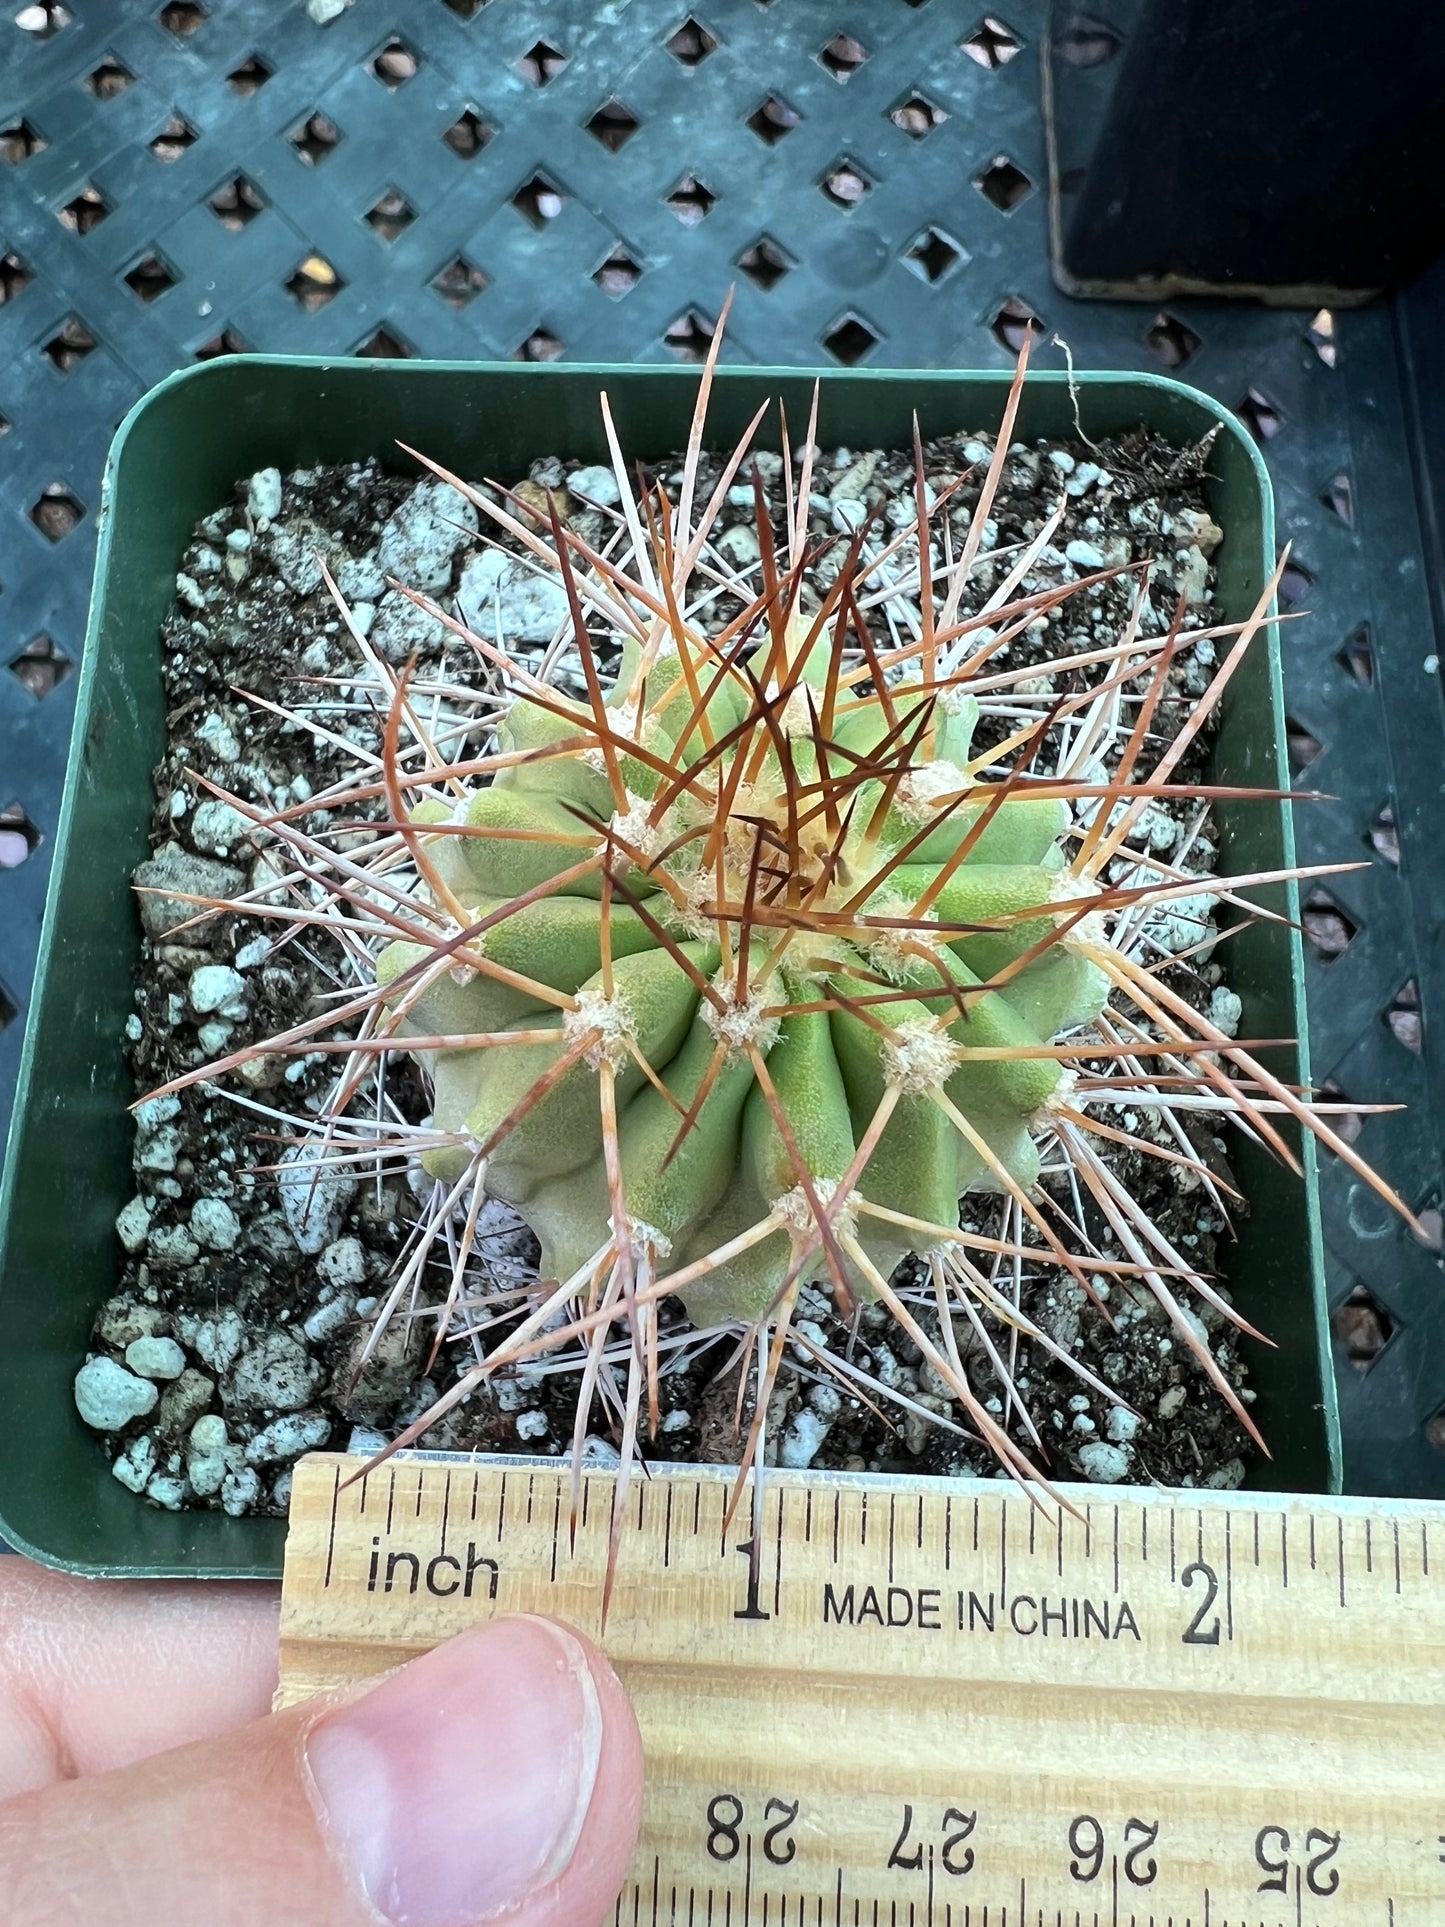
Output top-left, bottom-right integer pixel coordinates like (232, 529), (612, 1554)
(281, 1457), (1445, 1923)
(322, 1460), (340, 1588)
(1308, 1517), (1316, 1572)
(833, 1491), (841, 1566)
(1169, 1511), (1176, 1583)
(774, 1487), (785, 1618)
(1224, 1511), (1234, 1643)
(1338, 1518), (1347, 1610)
(1365, 1517), (1373, 1574)
(358, 1469), (368, 1518)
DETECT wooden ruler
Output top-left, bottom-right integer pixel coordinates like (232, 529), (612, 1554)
(279, 1451), (1445, 1927)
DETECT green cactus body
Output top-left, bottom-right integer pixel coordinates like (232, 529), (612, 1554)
(379, 618), (1110, 1324)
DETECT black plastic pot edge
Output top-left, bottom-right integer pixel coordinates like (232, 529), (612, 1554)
(0, 355), (1335, 1580)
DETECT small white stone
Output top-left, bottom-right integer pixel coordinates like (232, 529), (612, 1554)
(317, 1235), (367, 1291)
(195, 712), (241, 763)
(1204, 1457), (1247, 1491)
(716, 523), (760, 566)
(1047, 449), (1076, 475)
(112, 1434), (158, 1493)
(569, 464), (621, 507)
(147, 1474), (187, 1510)
(660, 1408), (691, 1433)
(458, 547), (569, 645)
(246, 468), (283, 523)
(832, 497), (867, 532)
(244, 1411), (330, 1464)
(190, 798), (252, 859)
(232, 1330), (323, 1413)
(124, 1335), (187, 1381)
(221, 1466), (261, 1515)
(234, 935), (272, 971)
(189, 964), (247, 1015)
(346, 1425), (390, 1457)
(1072, 1412), (1097, 1435)
(1209, 985), (1243, 1038)
(303, 1295), (353, 1343)
(197, 1021), (233, 1057)
(134, 1093), (181, 1134)
(1105, 1407), (1141, 1445)
(1064, 538), (1106, 571)
(187, 1415), (230, 1497)
(191, 1197), (241, 1251)
(147, 1224), (200, 1268)
(1157, 1384), (1187, 1421)
(280, 1148), (357, 1255)
(780, 1409), (829, 1469)
(1076, 1440), (1132, 1484)
(115, 1196), (153, 1254)
(75, 1357), (159, 1430)
(515, 1410), (549, 1441)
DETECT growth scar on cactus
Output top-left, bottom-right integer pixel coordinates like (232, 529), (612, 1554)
(146, 331), (1415, 1565)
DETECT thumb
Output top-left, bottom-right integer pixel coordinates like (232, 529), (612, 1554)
(0, 1613), (644, 1927)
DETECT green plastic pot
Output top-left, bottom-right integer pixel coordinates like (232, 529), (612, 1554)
(0, 356), (1335, 1580)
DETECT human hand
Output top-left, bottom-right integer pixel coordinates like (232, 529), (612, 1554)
(0, 1557), (644, 1926)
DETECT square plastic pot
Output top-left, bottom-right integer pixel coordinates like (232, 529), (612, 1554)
(0, 356), (1335, 1579)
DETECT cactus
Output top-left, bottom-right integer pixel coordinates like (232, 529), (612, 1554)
(379, 616), (1110, 1355)
(155, 337), (1417, 1509)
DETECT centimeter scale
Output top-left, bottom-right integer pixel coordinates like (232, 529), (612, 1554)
(278, 1453), (1445, 1927)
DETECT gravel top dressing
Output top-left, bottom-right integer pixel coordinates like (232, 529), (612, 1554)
(77, 426), (1256, 1518)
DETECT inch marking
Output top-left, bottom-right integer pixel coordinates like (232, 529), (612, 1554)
(385, 1466), (396, 1535)
(1338, 1517), (1346, 1610)
(323, 1461), (340, 1589)
(1224, 1511), (1234, 1642)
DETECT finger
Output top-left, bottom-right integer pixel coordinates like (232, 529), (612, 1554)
(0, 1612), (644, 1927)
(0, 1559), (278, 1798)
